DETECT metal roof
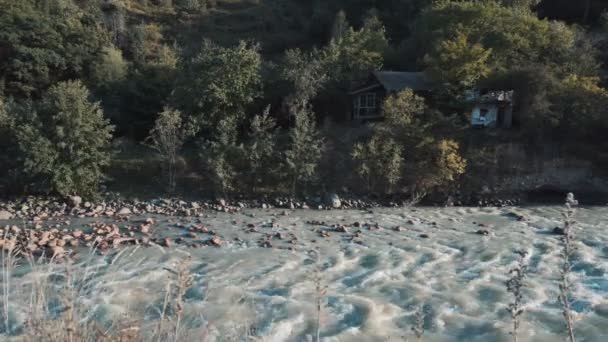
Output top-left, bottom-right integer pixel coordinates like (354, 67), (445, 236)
(371, 71), (434, 92)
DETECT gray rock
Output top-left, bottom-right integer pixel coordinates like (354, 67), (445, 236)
(326, 193), (341, 209)
(595, 304), (608, 317)
(69, 196), (82, 207)
(117, 207), (132, 216)
(0, 210), (13, 220)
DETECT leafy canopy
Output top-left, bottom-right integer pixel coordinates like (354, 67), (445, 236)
(10, 80), (114, 197)
(0, 0), (108, 97)
(175, 40), (262, 135)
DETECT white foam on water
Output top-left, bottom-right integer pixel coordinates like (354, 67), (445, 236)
(3, 206), (608, 340)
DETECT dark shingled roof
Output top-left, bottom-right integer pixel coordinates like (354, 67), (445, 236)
(371, 71), (433, 92)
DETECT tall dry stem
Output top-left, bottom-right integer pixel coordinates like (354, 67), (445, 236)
(312, 249), (327, 342)
(506, 250), (528, 342)
(559, 193), (578, 342)
(412, 304), (425, 342)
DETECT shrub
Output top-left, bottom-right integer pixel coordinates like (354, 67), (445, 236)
(283, 108), (323, 195)
(10, 80), (114, 198)
(145, 107), (187, 192)
(245, 107), (279, 193)
(352, 134), (403, 194)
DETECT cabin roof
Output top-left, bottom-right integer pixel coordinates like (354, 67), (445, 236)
(372, 71), (433, 92)
(350, 71), (434, 95)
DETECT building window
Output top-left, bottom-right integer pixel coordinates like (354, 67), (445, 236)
(355, 93), (377, 118)
(479, 108), (488, 118)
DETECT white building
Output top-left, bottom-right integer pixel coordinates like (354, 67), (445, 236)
(470, 90), (514, 128)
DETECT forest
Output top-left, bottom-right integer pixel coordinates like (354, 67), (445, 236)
(1, 0), (608, 201)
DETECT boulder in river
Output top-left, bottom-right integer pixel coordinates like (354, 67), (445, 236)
(326, 193), (341, 209)
(117, 207), (132, 216)
(0, 210), (13, 220)
(69, 196), (82, 207)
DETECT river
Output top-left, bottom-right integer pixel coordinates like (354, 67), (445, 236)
(2, 205), (608, 341)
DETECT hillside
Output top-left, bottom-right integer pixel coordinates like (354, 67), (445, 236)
(1, 0), (608, 202)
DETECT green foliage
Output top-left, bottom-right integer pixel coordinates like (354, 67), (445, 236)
(284, 108), (324, 195)
(199, 117), (242, 196)
(552, 75), (608, 138)
(9, 80), (114, 198)
(245, 106), (278, 193)
(91, 46), (128, 89)
(425, 31), (492, 97)
(146, 107), (187, 192)
(382, 89), (426, 127)
(417, 0), (602, 140)
(175, 40), (262, 135)
(325, 13), (389, 83)
(352, 134), (403, 194)
(117, 47), (178, 140)
(282, 48), (329, 107)
(433, 139), (468, 185)
(0, 97), (17, 192)
(417, 1), (578, 75)
(0, 0), (108, 97)
(127, 23), (167, 66)
(355, 87), (467, 195)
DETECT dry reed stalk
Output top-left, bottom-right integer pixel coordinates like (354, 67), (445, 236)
(506, 250), (528, 342)
(559, 193), (578, 342)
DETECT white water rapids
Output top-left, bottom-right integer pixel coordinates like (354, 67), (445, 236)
(3, 206), (608, 341)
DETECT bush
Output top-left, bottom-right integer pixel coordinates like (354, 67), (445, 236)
(9, 80), (114, 198)
(352, 134), (403, 194)
(283, 107), (324, 195)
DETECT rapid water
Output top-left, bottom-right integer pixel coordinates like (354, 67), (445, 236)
(4, 206), (608, 341)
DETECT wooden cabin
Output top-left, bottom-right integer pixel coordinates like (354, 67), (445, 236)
(349, 71), (433, 122)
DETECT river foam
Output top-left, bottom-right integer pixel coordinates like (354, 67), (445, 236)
(2, 206), (608, 341)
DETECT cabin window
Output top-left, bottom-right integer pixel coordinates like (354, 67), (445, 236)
(479, 108), (488, 119)
(356, 93), (377, 117)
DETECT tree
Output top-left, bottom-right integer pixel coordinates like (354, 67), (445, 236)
(414, 1), (578, 75)
(433, 139), (467, 185)
(425, 31), (492, 97)
(282, 48), (329, 109)
(245, 106), (278, 193)
(382, 89), (427, 127)
(0, 98), (17, 193)
(284, 108), (323, 195)
(127, 23), (169, 67)
(325, 12), (389, 83)
(0, 0), (108, 98)
(199, 116), (243, 196)
(330, 10), (349, 42)
(175, 40), (262, 136)
(352, 134), (403, 194)
(552, 75), (608, 138)
(146, 107), (187, 192)
(117, 44), (178, 140)
(91, 46), (128, 89)
(10, 80), (114, 198)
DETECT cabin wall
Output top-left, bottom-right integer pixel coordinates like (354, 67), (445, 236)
(351, 88), (386, 121)
(471, 104), (498, 127)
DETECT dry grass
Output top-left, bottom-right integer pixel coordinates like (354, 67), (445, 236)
(0, 239), (201, 342)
